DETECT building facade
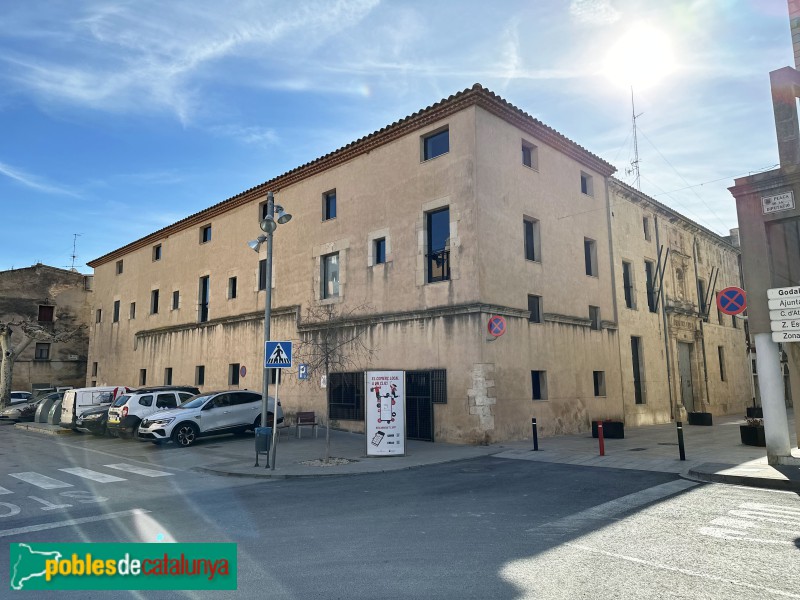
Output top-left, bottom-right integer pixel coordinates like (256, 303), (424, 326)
(0, 264), (92, 391)
(86, 85), (748, 443)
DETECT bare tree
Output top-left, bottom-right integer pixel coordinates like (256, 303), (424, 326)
(295, 302), (377, 461)
(0, 321), (86, 408)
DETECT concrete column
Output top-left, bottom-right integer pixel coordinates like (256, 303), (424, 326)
(754, 333), (792, 462)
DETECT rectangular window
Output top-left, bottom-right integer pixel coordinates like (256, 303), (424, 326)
(593, 371), (606, 397)
(427, 207), (450, 283)
(38, 305), (54, 322)
(645, 260), (657, 312)
(200, 225), (212, 244)
(589, 305), (601, 330)
(631, 336), (645, 404)
(150, 290), (159, 314)
(580, 172), (594, 196)
(524, 218), (540, 262)
(195, 365), (205, 386)
(528, 295), (542, 323)
(229, 363), (240, 386)
(718, 346), (726, 381)
(172, 290), (180, 310)
(34, 343), (50, 360)
(643, 217), (651, 241)
(198, 276), (209, 323)
(139, 369), (147, 386)
(374, 238), (386, 265)
(153, 244), (161, 261)
(258, 259), (267, 291)
(422, 128), (449, 161)
(164, 367), (173, 386)
(732, 315), (739, 329)
(228, 277), (237, 299)
(113, 300), (120, 323)
(323, 190), (337, 221)
(269, 369), (282, 385)
(92, 362), (98, 377)
(521, 140), (538, 169)
(531, 371), (548, 400)
(323, 253), (340, 299)
(717, 307), (725, 326)
(116, 260), (123, 275)
(584, 238), (598, 277)
(328, 372), (365, 420)
(129, 302), (136, 319)
(95, 308), (102, 323)
(622, 261), (635, 308)
(697, 279), (707, 316)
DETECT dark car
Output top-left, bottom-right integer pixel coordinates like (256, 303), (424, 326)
(75, 405), (111, 436)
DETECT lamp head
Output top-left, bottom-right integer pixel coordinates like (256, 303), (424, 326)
(247, 240), (261, 252)
(275, 205), (292, 225)
(259, 216), (277, 234)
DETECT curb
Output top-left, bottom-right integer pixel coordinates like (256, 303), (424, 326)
(14, 423), (75, 436)
(687, 467), (800, 492)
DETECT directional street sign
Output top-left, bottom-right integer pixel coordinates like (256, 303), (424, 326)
(770, 319), (800, 332)
(769, 296), (800, 310)
(716, 286), (747, 316)
(773, 330), (800, 343)
(264, 341), (292, 369)
(298, 363), (309, 380)
(767, 285), (800, 300)
(768, 287), (800, 343)
(770, 308), (800, 321)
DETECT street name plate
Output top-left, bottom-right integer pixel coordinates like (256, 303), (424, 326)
(770, 319), (800, 332)
(761, 190), (795, 214)
(770, 308), (800, 320)
(767, 286), (800, 300)
(773, 330), (800, 343)
(769, 296), (800, 310)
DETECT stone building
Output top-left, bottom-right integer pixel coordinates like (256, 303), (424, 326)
(86, 85), (748, 443)
(0, 264), (92, 391)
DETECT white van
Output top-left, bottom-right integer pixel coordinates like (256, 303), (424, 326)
(60, 386), (131, 430)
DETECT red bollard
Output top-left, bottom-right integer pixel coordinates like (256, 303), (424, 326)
(598, 421), (605, 456)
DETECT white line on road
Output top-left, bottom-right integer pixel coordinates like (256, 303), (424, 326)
(567, 543), (800, 598)
(9, 472), (72, 490)
(103, 464), (173, 478)
(0, 509), (151, 538)
(0, 486), (13, 495)
(58, 467), (127, 483)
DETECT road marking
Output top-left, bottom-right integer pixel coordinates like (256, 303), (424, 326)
(58, 467), (127, 483)
(0, 486), (13, 495)
(700, 501), (800, 544)
(531, 479), (698, 535)
(104, 463), (173, 478)
(9, 472), (72, 490)
(566, 543), (800, 598)
(0, 509), (151, 538)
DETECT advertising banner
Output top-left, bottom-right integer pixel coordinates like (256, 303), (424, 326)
(365, 371), (405, 456)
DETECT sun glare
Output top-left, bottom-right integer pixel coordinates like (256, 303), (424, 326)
(604, 23), (675, 90)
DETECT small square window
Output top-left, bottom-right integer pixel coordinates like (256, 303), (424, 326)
(153, 244), (162, 261)
(522, 140), (538, 169)
(531, 371), (548, 400)
(34, 343), (50, 360)
(38, 305), (54, 322)
(323, 252), (340, 299)
(422, 128), (449, 161)
(172, 290), (180, 310)
(228, 277), (238, 299)
(139, 369), (147, 386)
(589, 305), (601, 330)
(116, 260), (123, 275)
(580, 172), (594, 196)
(200, 225), (212, 244)
(593, 371), (606, 396)
(584, 238), (598, 277)
(323, 190), (337, 221)
(95, 308), (102, 323)
(113, 300), (120, 323)
(164, 367), (173, 386)
(195, 365), (205, 386)
(129, 302), (136, 319)
(528, 295), (542, 323)
(229, 363), (240, 386)
(374, 238), (386, 265)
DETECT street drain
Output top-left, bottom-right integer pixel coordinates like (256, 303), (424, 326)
(628, 448), (647, 452)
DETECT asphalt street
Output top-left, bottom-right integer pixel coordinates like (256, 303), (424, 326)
(0, 425), (798, 599)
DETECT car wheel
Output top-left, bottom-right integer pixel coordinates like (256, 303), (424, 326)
(172, 423), (198, 447)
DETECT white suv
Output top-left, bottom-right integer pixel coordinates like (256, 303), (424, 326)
(136, 390), (283, 447)
(108, 386), (199, 438)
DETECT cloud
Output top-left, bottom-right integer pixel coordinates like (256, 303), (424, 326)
(209, 125), (279, 146)
(0, 161), (80, 197)
(570, 0), (621, 25)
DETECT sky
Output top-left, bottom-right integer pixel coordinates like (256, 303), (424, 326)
(0, 0), (793, 273)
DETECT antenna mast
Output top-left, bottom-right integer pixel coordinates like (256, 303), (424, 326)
(70, 234), (82, 270)
(627, 86), (642, 190)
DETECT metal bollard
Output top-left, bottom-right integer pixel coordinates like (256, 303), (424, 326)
(532, 417), (539, 451)
(598, 421), (605, 456)
(676, 421), (686, 461)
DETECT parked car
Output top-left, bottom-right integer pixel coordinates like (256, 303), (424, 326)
(107, 386), (200, 438)
(137, 390), (283, 447)
(0, 397), (41, 421)
(75, 405), (112, 436)
(9, 391), (33, 404)
(60, 386), (131, 430)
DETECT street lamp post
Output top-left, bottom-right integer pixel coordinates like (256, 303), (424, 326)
(248, 191), (291, 469)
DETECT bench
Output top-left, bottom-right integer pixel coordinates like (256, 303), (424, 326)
(295, 411), (319, 439)
(276, 420), (291, 440)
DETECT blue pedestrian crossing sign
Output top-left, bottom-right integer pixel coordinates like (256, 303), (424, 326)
(265, 341), (292, 369)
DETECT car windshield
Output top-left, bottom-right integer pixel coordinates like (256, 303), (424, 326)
(112, 395), (131, 407)
(178, 395), (211, 409)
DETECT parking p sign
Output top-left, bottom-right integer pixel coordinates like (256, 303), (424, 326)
(298, 363), (309, 380)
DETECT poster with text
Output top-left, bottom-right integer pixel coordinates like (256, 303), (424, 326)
(365, 371), (405, 456)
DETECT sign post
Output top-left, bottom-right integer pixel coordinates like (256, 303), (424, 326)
(365, 371), (405, 457)
(263, 341), (292, 469)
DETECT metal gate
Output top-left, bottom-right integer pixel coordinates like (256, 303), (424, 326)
(405, 371), (434, 442)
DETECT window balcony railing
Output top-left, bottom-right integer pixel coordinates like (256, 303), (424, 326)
(427, 249), (450, 283)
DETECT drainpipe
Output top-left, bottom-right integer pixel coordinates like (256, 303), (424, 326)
(654, 216), (675, 419)
(692, 236), (712, 412)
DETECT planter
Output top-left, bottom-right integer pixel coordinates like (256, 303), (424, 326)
(740, 425), (766, 446)
(592, 420), (624, 439)
(746, 407), (763, 419)
(688, 411), (713, 426)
